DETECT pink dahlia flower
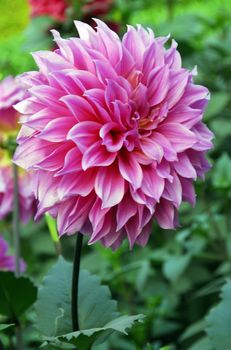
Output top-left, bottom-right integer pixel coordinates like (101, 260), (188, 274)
(0, 166), (35, 223)
(14, 20), (213, 249)
(0, 76), (26, 132)
(0, 235), (26, 272)
(29, 0), (68, 21)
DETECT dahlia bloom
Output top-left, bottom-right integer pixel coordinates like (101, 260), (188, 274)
(0, 76), (26, 132)
(29, 0), (68, 21)
(0, 235), (26, 272)
(0, 166), (35, 223)
(14, 20), (213, 249)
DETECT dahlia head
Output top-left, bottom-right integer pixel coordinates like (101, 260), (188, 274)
(29, 0), (68, 21)
(0, 166), (35, 223)
(0, 235), (26, 272)
(0, 76), (26, 133)
(14, 20), (213, 249)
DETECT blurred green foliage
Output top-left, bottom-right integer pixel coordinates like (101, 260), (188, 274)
(1, 1), (231, 350)
(0, 0), (29, 39)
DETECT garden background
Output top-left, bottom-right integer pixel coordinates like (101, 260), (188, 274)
(0, 0), (231, 349)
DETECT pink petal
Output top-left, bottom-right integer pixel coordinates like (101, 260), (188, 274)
(141, 166), (165, 201)
(118, 151), (143, 189)
(68, 121), (101, 153)
(158, 123), (197, 152)
(61, 95), (98, 122)
(95, 164), (125, 208)
(82, 141), (117, 170)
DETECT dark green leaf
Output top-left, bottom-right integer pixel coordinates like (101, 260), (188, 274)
(0, 272), (37, 318)
(0, 323), (14, 331)
(42, 315), (145, 350)
(206, 279), (231, 350)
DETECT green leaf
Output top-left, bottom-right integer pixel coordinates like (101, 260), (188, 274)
(35, 257), (119, 337)
(206, 279), (231, 350)
(204, 92), (229, 121)
(163, 255), (191, 283)
(180, 319), (206, 341)
(188, 337), (212, 350)
(212, 153), (231, 189)
(0, 272), (37, 318)
(211, 119), (231, 139)
(35, 256), (74, 337)
(36, 257), (144, 348)
(23, 16), (54, 51)
(42, 314), (145, 350)
(0, 324), (14, 331)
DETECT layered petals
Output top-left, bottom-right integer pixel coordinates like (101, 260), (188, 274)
(14, 20), (213, 249)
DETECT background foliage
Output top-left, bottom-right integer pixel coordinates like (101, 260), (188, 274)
(0, 0), (231, 349)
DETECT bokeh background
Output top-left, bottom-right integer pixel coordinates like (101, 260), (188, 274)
(1, 1), (231, 349)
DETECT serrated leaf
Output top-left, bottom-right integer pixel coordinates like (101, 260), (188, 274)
(206, 279), (231, 350)
(36, 257), (144, 349)
(0, 324), (14, 331)
(35, 256), (74, 337)
(0, 272), (37, 318)
(43, 314), (145, 350)
(35, 257), (119, 337)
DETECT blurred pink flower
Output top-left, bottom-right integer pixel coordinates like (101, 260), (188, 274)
(0, 76), (26, 132)
(0, 166), (36, 223)
(14, 20), (213, 249)
(29, 0), (68, 21)
(0, 235), (26, 272)
(82, 0), (113, 16)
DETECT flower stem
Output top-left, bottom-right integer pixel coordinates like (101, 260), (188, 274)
(12, 163), (21, 278)
(72, 233), (83, 332)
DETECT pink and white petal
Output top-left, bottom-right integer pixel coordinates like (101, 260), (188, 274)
(61, 95), (98, 122)
(147, 65), (170, 106)
(141, 166), (165, 201)
(58, 169), (95, 199)
(180, 177), (196, 206)
(174, 153), (197, 179)
(95, 164), (125, 208)
(82, 141), (117, 170)
(118, 151), (143, 189)
(140, 137), (164, 162)
(155, 199), (177, 229)
(94, 59), (118, 84)
(68, 121), (101, 153)
(38, 117), (75, 142)
(32, 50), (73, 75)
(35, 143), (71, 171)
(136, 220), (153, 247)
(158, 123), (197, 152)
(14, 139), (59, 170)
(162, 171), (182, 208)
(56, 147), (83, 175)
(116, 191), (137, 231)
(166, 69), (189, 109)
(89, 197), (110, 235)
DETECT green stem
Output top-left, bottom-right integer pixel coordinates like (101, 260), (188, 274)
(12, 163), (21, 278)
(15, 325), (23, 350)
(166, 0), (174, 20)
(72, 233), (83, 332)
